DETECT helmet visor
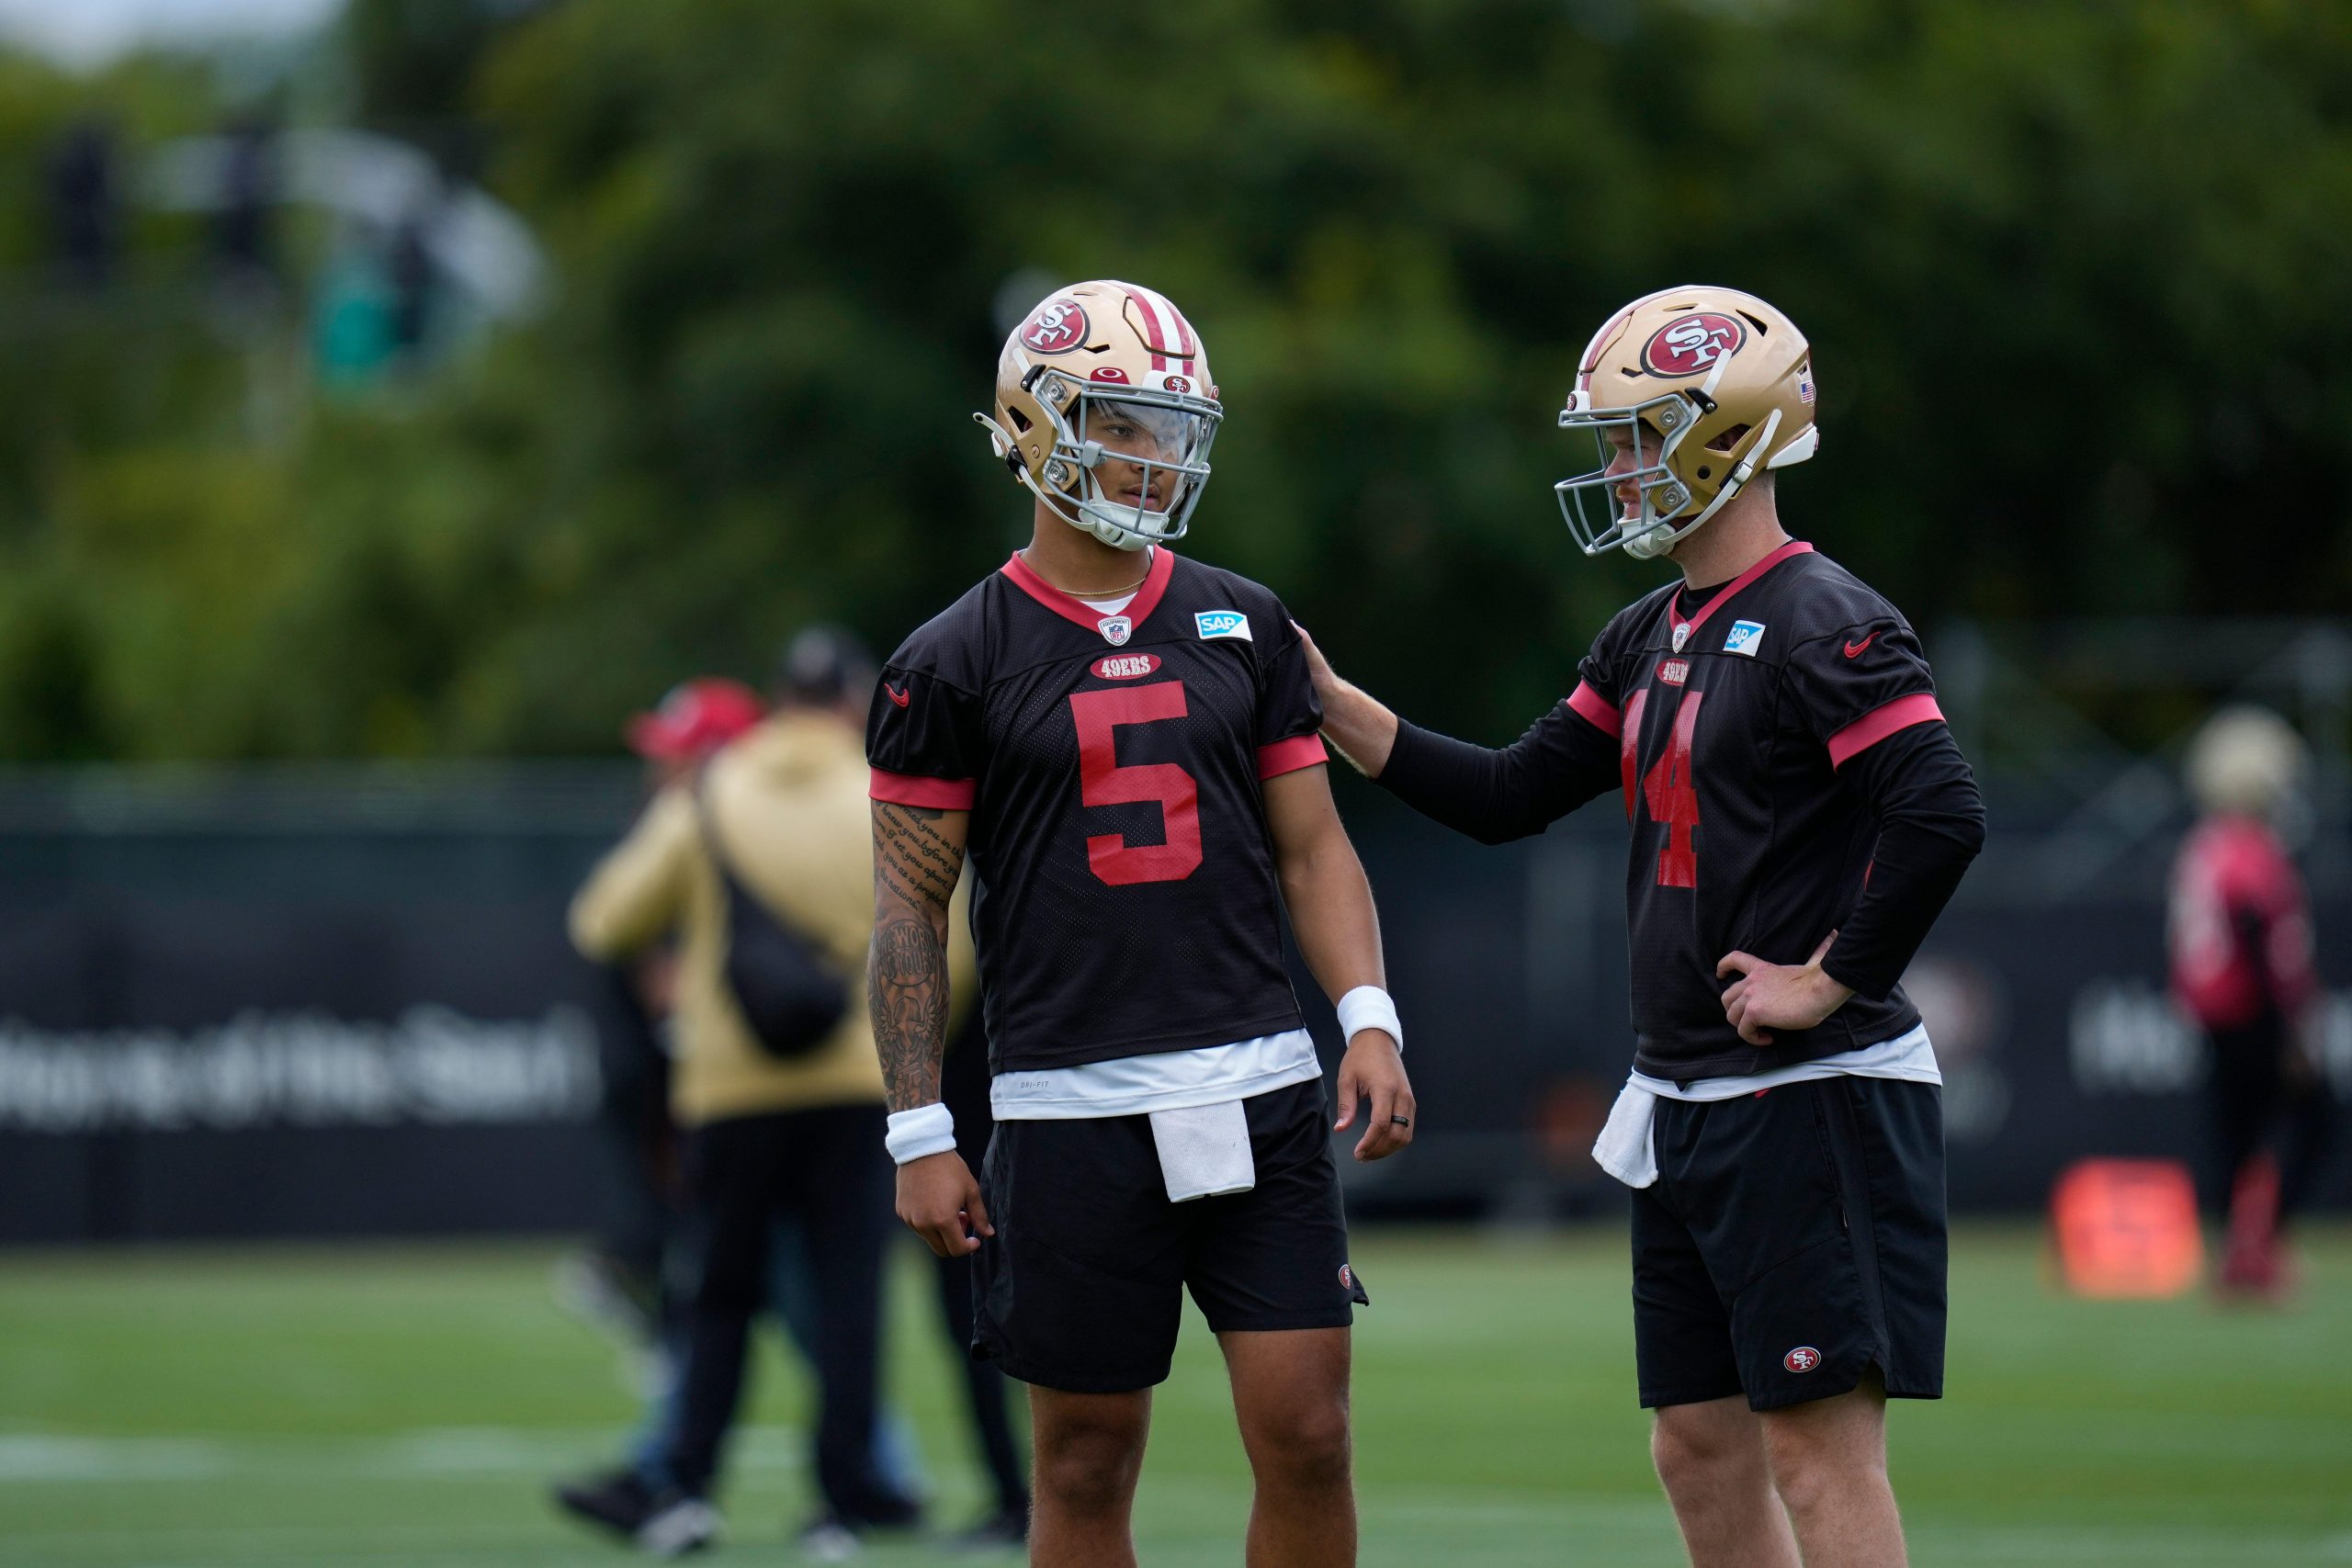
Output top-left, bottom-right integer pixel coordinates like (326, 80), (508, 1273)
(1035, 373), (1222, 547)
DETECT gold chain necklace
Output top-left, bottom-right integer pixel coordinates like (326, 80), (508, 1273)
(1024, 548), (1151, 601)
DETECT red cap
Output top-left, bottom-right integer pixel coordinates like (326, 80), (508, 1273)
(626, 679), (764, 762)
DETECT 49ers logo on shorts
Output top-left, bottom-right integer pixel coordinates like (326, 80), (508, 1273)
(1783, 1345), (1823, 1374)
(1020, 298), (1091, 355)
(1642, 312), (1745, 377)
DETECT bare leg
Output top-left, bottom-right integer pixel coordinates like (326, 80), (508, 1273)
(1220, 1328), (1356, 1568)
(1760, 1371), (1907, 1568)
(1652, 1395), (1801, 1568)
(1027, 1385), (1150, 1568)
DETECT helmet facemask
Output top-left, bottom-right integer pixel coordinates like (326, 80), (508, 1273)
(1015, 368), (1220, 551)
(1555, 389), (1781, 560)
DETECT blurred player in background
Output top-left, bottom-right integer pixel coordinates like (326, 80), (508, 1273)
(1305, 286), (1984, 1568)
(2170, 705), (2335, 1300)
(558, 678), (766, 1351)
(563, 631), (940, 1557)
(868, 280), (1413, 1568)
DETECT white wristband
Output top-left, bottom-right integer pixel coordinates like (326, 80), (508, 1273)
(1336, 986), (1402, 1054)
(885, 1102), (956, 1166)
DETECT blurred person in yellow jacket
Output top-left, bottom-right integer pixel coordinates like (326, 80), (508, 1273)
(561, 627), (976, 1558)
(558, 677), (766, 1348)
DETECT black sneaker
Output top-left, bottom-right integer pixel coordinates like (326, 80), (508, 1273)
(553, 1470), (720, 1557)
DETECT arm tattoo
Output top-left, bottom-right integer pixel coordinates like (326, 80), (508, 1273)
(870, 803), (964, 1111)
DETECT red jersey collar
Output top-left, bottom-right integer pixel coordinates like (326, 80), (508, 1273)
(1001, 545), (1177, 633)
(1670, 539), (1812, 642)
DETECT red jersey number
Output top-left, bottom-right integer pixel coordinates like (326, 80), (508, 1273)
(1620, 688), (1704, 888)
(1069, 682), (1204, 886)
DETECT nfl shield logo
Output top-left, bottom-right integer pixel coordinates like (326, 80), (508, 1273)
(1671, 623), (1691, 653)
(1098, 615), (1133, 646)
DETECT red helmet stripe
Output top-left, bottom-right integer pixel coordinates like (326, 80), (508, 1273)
(1124, 284), (1182, 372)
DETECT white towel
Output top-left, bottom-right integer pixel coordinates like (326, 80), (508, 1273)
(1592, 1081), (1661, 1189)
(1148, 1099), (1256, 1201)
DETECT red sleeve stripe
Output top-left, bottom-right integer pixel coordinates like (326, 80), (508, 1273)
(868, 769), (978, 810)
(1566, 681), (1621, 739)
(1257, 734), (1329, 779)
(1827, 694), (1945, 770)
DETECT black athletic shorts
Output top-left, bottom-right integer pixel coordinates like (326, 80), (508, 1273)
(972, 1077), (1367, 1393)
(1632, 1076), (1946, 1412)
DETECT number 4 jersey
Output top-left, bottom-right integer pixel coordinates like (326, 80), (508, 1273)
(866, 547), (1328, 1076)
(1378, 538), (1968, 1082)
(1575, 540), (1943, 1077)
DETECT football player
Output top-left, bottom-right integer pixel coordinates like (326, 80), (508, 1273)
(865, 280), (1413, 1568)
(1302, 287), (1984, 1568)
(2170, 706), (2331, 1298)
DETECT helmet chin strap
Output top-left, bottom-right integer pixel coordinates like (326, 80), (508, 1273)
(1621, 406), (1783, 560)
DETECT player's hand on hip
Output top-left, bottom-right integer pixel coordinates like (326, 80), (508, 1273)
(1335, 1030), (1415, 1162)
(1713, 931), (1853, 1046)
(895, 1150), (990, 1258)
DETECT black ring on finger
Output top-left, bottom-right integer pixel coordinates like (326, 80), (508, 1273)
(1390, 1115), (1412, 1127)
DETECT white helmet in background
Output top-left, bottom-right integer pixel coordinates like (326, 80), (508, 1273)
(2186, 706), (2309, 818)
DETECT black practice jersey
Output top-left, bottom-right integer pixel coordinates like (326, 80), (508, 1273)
(867, 547), (1328, 1076)
(1581, 542), (1942, 1077)
(1382, 541), (1958, 1081)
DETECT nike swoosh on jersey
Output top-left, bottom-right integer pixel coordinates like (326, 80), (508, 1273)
(886, 683), (910, 707)
(1843, 634), (1876, 659)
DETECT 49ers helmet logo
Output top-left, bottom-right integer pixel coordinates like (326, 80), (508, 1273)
(1021, 298), (1091, 355)
(1642, 312), (1745, 377)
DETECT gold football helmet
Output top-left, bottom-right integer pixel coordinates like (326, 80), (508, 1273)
(976, 280), (1222, 551)
(1555, 285), (1819, 559)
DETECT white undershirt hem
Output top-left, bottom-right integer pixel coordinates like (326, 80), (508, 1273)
(1594, 1023), (1940, 1189)
(990, 1028), (1322, 1120)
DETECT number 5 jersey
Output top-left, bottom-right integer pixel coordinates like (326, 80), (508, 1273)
(866, 547), (1329, 1076)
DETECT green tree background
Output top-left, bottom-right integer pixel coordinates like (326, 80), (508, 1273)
(1, 0), (2345, 761)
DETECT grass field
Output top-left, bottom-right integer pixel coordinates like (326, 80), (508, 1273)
(2, 1224), (2348, 1567)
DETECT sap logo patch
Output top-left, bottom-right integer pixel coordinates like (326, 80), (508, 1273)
(1091, 653), (1161, 681)
(1724, 619), (1767, 658)
(1657, 658), (1690, 687)
(1195, 610), (1251, 642)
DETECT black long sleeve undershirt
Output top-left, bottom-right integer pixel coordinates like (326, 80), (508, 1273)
(1819, 720), (1985, 1000)
(1376, 705), (1985, 998)
(1376, 703), (1620, 846)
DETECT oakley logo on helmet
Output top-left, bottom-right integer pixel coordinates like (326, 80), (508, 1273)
(1090, 366), (1133, 383)
(1642, 312), (1745, 377)
(1021, 299), (1091, 355)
